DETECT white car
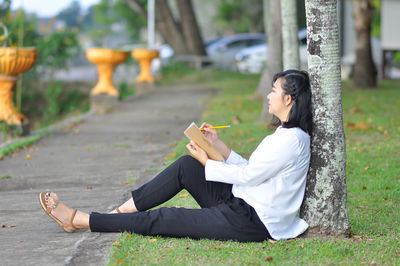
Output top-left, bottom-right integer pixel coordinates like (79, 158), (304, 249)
(235, 29), (308, 74)
(206, 33), (266, 70)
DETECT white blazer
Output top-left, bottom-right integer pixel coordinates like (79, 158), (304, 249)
(205, 126), (310, 240)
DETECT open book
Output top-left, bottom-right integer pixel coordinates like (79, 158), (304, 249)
(184, 122), (224, 161)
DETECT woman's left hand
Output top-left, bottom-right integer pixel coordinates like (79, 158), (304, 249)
(186, 141), (208, 166)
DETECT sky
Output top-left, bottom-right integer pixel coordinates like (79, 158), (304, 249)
(11, 0), (100, 17)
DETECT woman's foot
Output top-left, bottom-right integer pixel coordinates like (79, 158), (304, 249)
(40, 192), (89, 232)
(109, 198), (137, 214)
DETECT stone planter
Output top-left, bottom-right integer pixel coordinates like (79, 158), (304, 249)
(0, 47), (38, 129)
(132, 49), (159, 83)
(86, 48), (128, 96)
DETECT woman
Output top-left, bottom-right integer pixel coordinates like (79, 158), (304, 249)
(40, 69), (312, 242)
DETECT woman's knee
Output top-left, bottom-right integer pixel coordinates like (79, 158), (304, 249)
(176, 155), (199, 167)
(175, 155), (204, 182)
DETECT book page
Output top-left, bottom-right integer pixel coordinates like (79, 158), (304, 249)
(184, 122), (224, 161)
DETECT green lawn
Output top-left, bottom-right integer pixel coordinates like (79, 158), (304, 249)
(108, 68), (400, 265)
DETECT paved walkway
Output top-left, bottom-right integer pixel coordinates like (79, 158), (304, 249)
(0, 84), (212, 265)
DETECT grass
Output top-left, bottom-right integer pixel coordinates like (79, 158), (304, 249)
(108, 69), (400, 265)
(0, 131), (48, 157)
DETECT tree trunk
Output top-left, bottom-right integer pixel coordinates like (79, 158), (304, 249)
(351, 0), (377, 87)
(123, 0), (206, 56)
(300, 0), (350, 237)
(257, 0), (282, 124)
(176, 0), (206, 55)
(156, 0), (188, 54)
(281, 0), (300, 70)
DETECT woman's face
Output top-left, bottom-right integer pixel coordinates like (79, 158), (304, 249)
(267, 77), (292, 122)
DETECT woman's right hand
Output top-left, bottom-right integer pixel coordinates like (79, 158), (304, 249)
(200, 122), (232, 161)
(200, 122), (220, 146)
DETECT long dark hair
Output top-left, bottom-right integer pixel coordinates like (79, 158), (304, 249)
(272, 69), (312, 134)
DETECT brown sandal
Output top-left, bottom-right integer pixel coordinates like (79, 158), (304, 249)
(39, 192), (78, 233)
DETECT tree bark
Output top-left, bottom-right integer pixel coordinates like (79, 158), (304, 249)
(351, 0), (377, 87)
(257, 0), (282, 124)
(176, 0), (206, 55)
(281, 0), (300, 70)
(300, 0), (350, 237)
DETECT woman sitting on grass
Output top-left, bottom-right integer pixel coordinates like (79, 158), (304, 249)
(40, 69), (312, 242)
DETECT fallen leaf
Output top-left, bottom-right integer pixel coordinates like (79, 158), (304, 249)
(149, 238), (157, 242)
(362, 186), (367, 190)
(232, 115), (242, 125)
(25, 154), (31, 159)
(385, 186), (390, 190)
(346, 122), (372, 131)
(349, 106), (363, 114)
(179, 193), (189, 198)
(165, 153), (176, 160)
(234, 130), (242, 136)
(268, 239), (277, 244)
(167, 249), (172, 253)
(364, 166), (370, 171)
(213, 246), (222, 249)
(352, 235), (362, 240)
(265, 256), (273, 261)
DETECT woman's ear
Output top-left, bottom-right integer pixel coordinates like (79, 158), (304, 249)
(284, 94), (293, 106)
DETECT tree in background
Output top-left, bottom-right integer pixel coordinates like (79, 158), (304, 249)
(0, 0), (11, 20)
(257, 0), (282, 123)
(281, 0), (300, 70)
(351, 0), (377, 88)
(215, 0), (263, 34)
(57, 0), (82, 28)
(122, 0), (206, 55)
(300, 0), (350, 237)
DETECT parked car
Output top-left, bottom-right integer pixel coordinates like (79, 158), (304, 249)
(206, 33), (266, 70)
(235, 29), (308, 74)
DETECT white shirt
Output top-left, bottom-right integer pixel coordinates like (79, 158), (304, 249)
(205, 126), (310, 240)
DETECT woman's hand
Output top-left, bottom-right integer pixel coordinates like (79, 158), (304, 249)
(200, 122), (220, 146)
(186, 141), (208, 166)
(200, 122), (232, 161)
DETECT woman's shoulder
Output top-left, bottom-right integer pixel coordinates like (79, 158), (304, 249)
(275, 126), (310, 140)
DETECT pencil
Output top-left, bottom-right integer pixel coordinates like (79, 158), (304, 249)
(199, 125), (231, 130)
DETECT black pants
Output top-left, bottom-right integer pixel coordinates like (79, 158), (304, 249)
(89, 155), (271, 242)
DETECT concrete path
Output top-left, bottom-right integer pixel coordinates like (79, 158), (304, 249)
(0, 84), (212, 265)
